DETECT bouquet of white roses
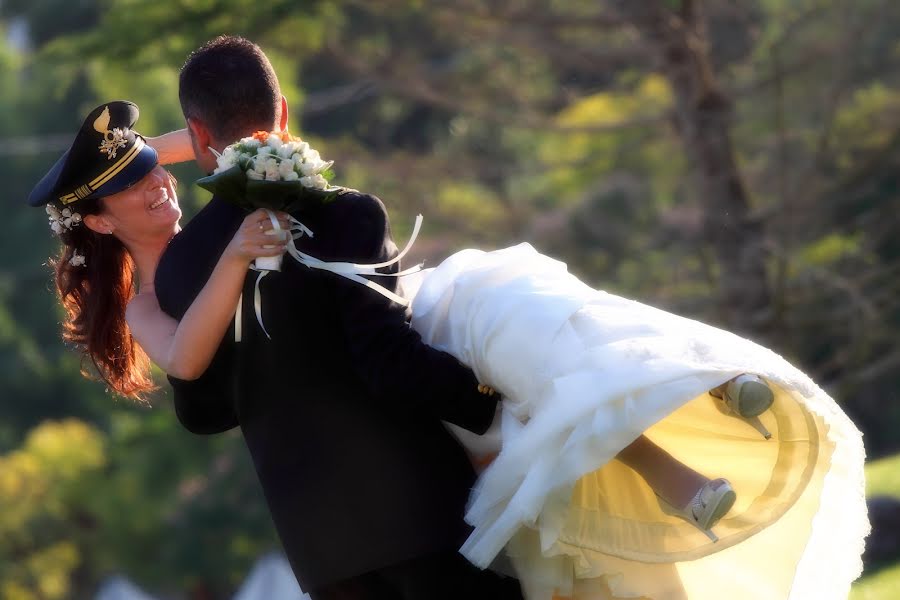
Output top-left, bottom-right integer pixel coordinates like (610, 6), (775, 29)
(197, 131), (345, 271)
(197, 130), (342, 211)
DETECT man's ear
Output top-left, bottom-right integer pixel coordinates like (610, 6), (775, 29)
(83, 213), (114, 235)
(187, 117), (212, 152)
(187, 116), (219, 173)
(279, 95), (289, 131)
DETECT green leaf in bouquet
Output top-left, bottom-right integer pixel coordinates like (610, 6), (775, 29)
(245, 179), (302, 211)
(197, 166), (346, 214)
(195, 166), (253, 211)
(246, 180), (345, 213)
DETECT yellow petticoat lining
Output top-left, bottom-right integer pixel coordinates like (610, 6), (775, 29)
(505, 383), (838, 600)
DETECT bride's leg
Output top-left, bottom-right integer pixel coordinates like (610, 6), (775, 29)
(616, 435), (709, 508)
(616, 435), (736, 541)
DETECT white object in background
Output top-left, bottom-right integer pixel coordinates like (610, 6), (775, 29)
(94, 576), (158, 600)
(232, 553), (310, 600)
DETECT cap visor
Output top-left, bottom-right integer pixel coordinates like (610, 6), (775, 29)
(28, 150), (70, 207)
(91, 144), (159, 200)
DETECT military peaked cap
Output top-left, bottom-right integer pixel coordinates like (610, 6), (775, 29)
(28, 101), (158, 207)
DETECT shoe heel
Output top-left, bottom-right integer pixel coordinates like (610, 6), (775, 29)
(745, 415), (772, 439)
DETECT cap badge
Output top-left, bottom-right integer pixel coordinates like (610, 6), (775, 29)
(93, 106), (129, 160)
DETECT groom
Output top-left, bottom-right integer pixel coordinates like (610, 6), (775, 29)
(154, 36), (523, 599)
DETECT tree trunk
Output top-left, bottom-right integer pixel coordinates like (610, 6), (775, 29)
(612, 0), (771, 333)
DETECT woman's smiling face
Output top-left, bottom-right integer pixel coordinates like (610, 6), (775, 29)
(99, 164), (182, 240)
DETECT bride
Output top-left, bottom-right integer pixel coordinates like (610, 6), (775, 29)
(35, 102), (867, 600)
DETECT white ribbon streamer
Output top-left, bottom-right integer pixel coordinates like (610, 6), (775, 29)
(234, 210), (425, 342)
(253, 269), (271, 340)
(235, 290), (243, 342)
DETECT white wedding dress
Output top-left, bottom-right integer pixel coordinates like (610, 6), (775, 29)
(402, 243), (869, 600)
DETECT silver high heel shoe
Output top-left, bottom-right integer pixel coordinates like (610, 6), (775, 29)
(710, 374), (774, 439)
(657, 478), (737, 543)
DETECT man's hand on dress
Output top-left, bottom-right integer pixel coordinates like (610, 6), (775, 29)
(477, 383), (497, 397)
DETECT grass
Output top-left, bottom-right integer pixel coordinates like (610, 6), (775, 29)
(848, 453), (900, 599)
(865, 453), (900, 499)
(850, 562), (900, 600)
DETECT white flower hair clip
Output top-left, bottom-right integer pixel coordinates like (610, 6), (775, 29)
(69, 251), (86, 268)
(46, 204), (83, 235)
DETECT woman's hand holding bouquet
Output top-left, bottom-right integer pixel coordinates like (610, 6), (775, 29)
(198, 130), (339, 271)
(224, 208), (292, 265)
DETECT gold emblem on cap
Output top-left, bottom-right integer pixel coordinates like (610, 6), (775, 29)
(94, 106), (129, 160)
(58, 136), (147, 205)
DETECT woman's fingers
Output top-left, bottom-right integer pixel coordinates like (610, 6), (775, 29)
(230, 210), (293, 260)
(251, 244), (289, 257)
(246, 211), (291, 236)
(243, 238), (288, 257)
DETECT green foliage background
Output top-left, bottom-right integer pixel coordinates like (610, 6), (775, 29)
(0, 1), (898, 597)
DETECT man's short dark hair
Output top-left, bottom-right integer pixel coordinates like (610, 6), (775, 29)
(179, 36), (281, 143)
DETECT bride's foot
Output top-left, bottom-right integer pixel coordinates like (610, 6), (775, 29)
(656, 478), (736, 543)
(710, 374), (774, 439)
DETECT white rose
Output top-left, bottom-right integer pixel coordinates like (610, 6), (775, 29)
(241, 138), (261, 149)
(305, 149), (321, 163)
(277, 144), (294, 159)
(257, 146), (273, 156)
(300, 174), (328, 189)
(282, 171), (300, 181)
(264, 157), (280, 181)
(247, 170), (264, 180)
(252, 158), (267, 174)
(46, 205), (62, 220)
(267, 135), (283, 150)
(71, 213), (82, 224)
(61, 207), (72, 218)
(51, 221), (64, 234)
(299, 160), (319, 176)
(63, 217), (73, 228)
(278, 158), (296, 180)
(297, 141), (310, 154)
(215, 152), (237, 173)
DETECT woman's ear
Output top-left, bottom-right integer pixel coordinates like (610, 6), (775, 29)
(279, 95), (289, 131)
(83, 213), (113, 235)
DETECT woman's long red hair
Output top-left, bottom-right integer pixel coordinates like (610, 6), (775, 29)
(51, 197), (155, 400)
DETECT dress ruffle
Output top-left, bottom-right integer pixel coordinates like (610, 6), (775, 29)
(408, 244), (868, 600)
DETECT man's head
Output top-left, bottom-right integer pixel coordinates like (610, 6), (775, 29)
(179, 35), (288, 173)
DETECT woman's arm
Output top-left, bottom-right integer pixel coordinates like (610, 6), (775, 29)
(145, 129), (195, 165)
(127, 209), (290, 380)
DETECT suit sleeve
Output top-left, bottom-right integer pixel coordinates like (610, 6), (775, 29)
(167, 338), (240, 435)
(154, 198), (242, 436)
(329, 194), (498, 434)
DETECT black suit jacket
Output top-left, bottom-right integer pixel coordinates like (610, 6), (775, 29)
(154, 192), (498, 589)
